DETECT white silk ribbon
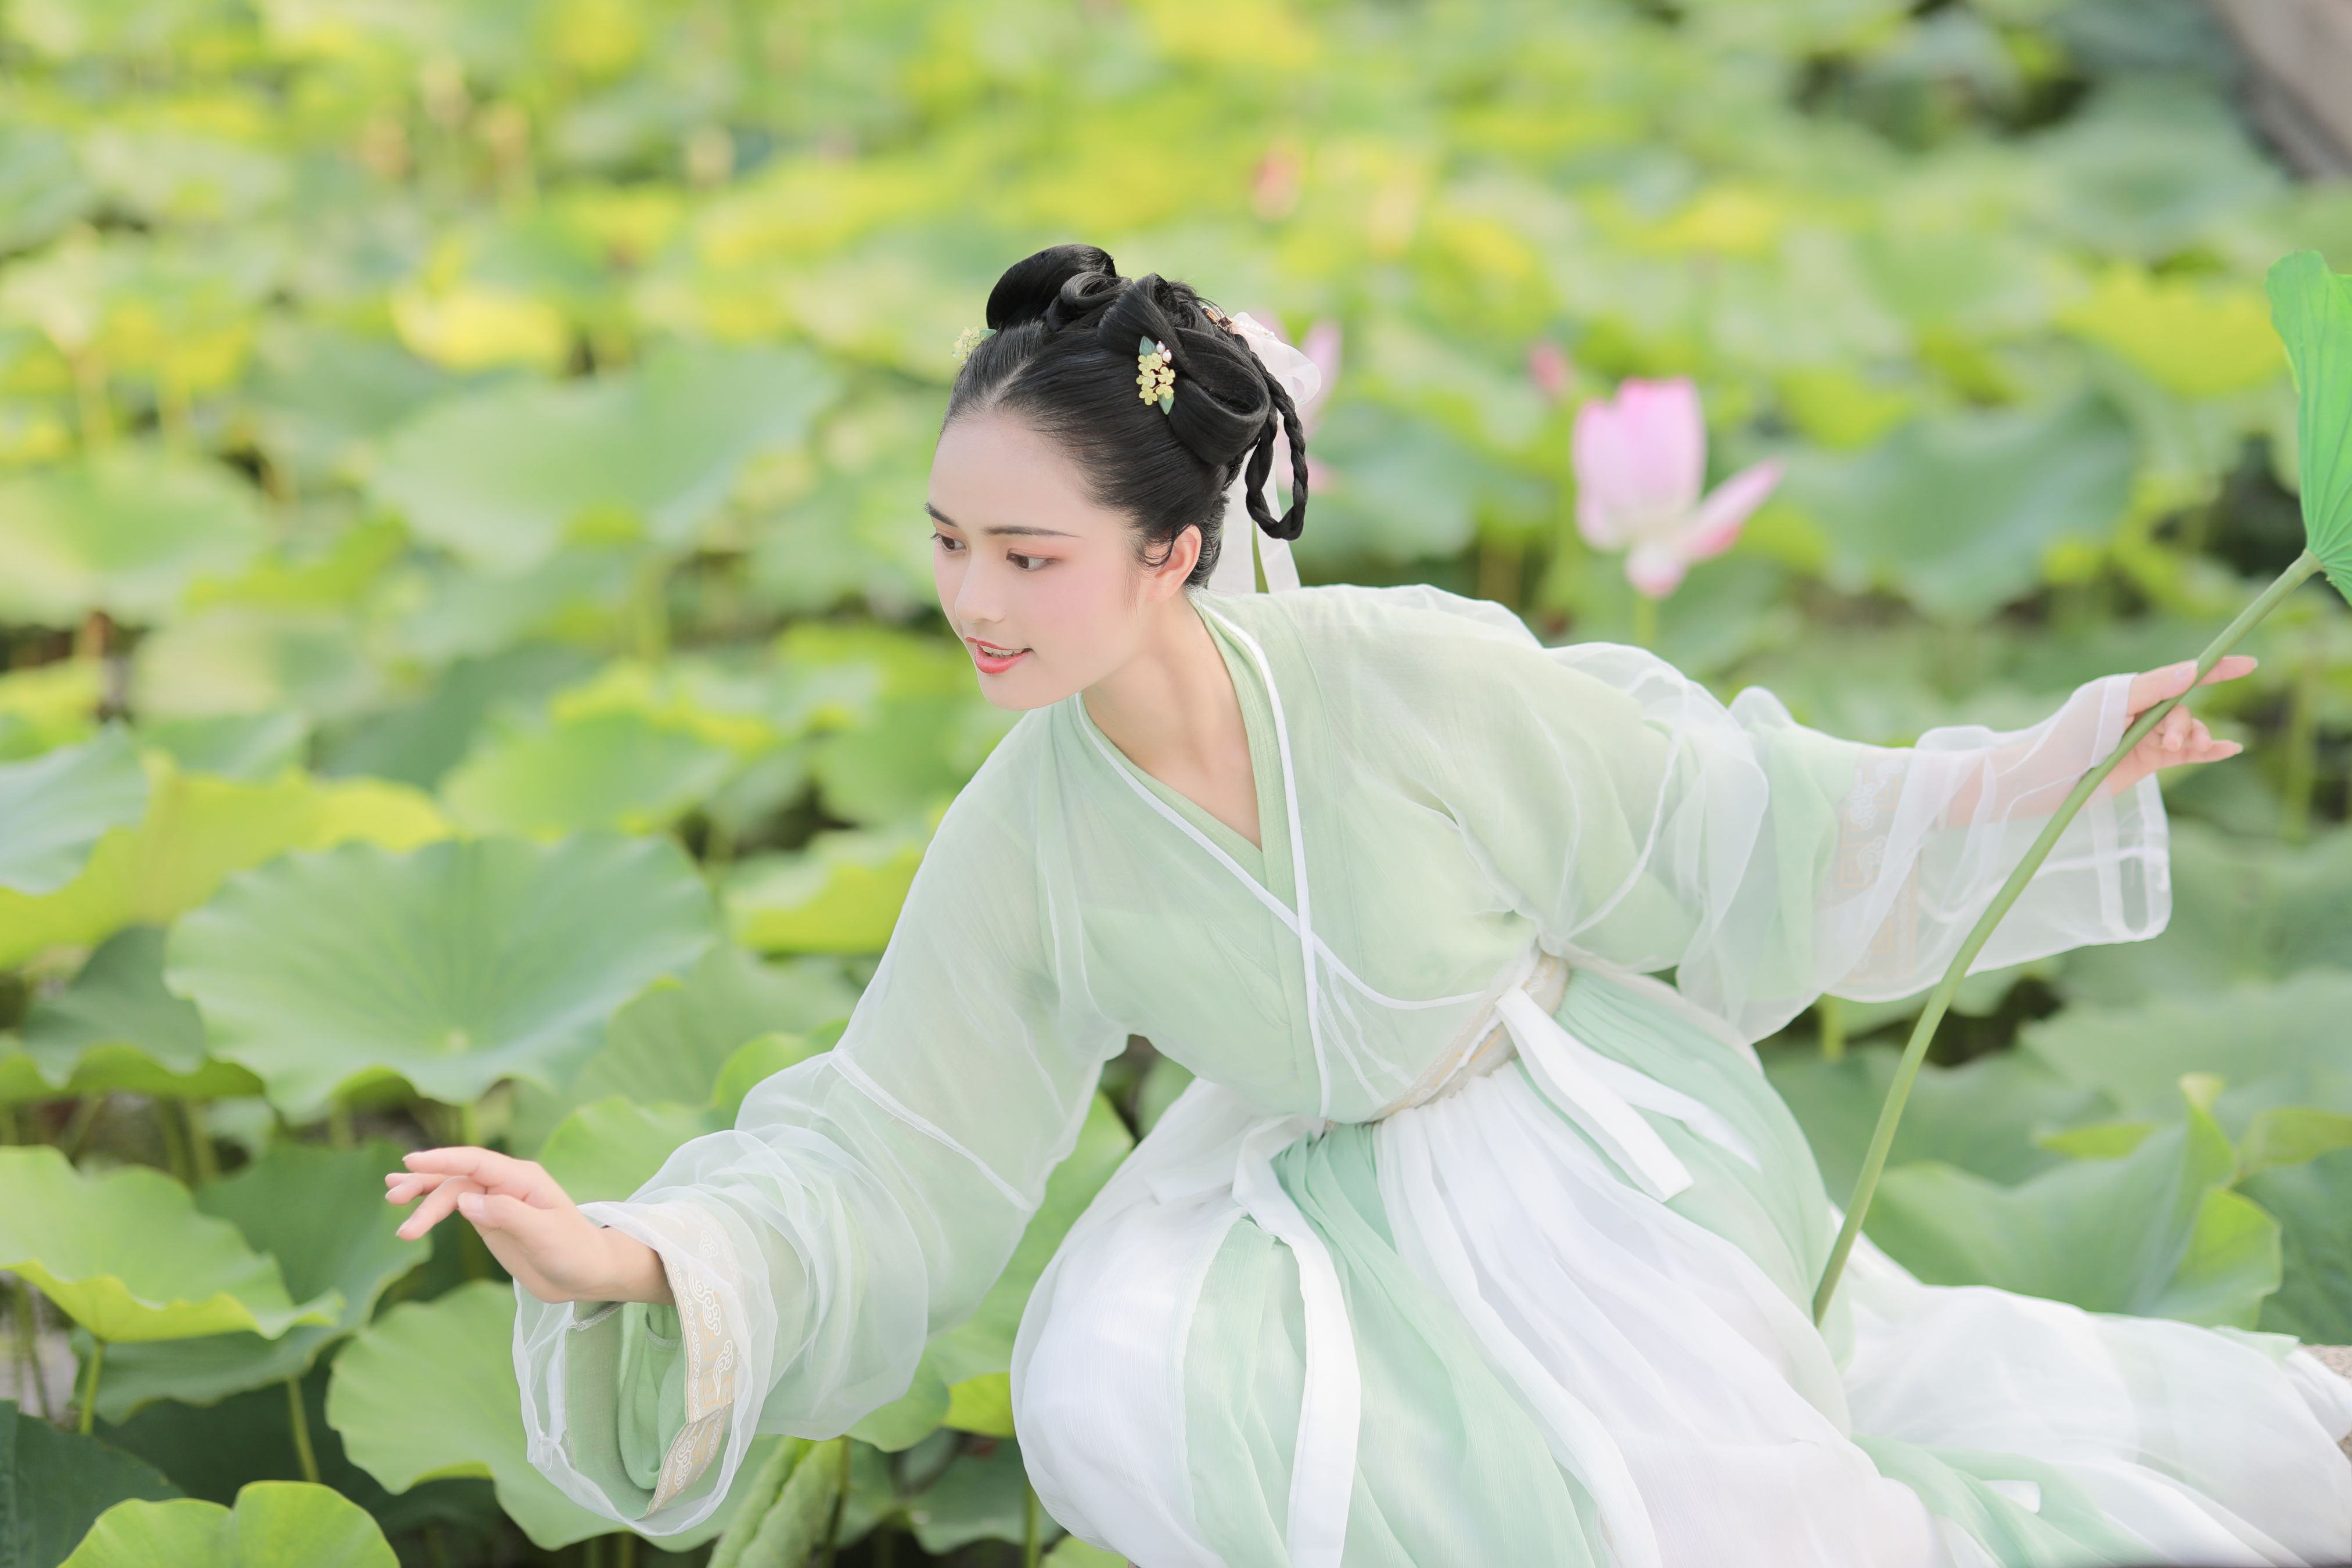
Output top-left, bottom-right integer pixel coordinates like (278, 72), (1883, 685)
(1204, 312), (1309, 597)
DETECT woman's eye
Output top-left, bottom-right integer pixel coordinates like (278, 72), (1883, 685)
(1009, 552), (1050, 572)
(932, 531), (964, 553)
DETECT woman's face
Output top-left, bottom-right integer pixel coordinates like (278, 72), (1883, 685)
(927, 409), (1199, 710)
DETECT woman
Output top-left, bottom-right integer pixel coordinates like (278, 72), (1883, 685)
(387, 245), (2352, 1567)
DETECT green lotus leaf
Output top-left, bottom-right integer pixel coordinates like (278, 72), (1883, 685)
(2265, 250), (2352, 603)
(725, 826), (929, 955)
(131, 608), (379, 724)
(0, 1146), (337, 1344)
(810, 696), (982, 828)
(326, 1281), (764, 1549)
(1779, 391), (2138, 621)
(441, 709), (739, 836)
(2237, 1107), (2352, 1179)
(370, 344), (840, 573)
(2058, 822), (2352, 1004)
(134, 714), (309, 783)
(2242, 1148), (2352, 1344)
(0, 725), (148, 895)
(1867, 1088), (2281, 1329)
(61, 1483), (394, 1568)
(0, 123), (92, 253)
(1, 1400), (181, 1568)
(1766, 1045), (2104, 1196)
(533, 1098), (725, 1204)
(1045, 1537), (1126, 1567)
(242, 325), (454, 488)
(166, 835), (718, 1121)
(95, 1143), (429, 1421)
(0, 660), (103, 761)
(12, 926), (262, 1102)
(509, 941), (853, 1148)
(2059, 266), (2283, 399)
(901, 1437), (1031, 1556)
(317, 645), (599, 791)
(2022, 971), (2352, 1136)
(0, 760), (448, 970)
(711, 1030), (837, 1121)
(942, 1374), (1015, 1439)
(0, 448), (265, 628)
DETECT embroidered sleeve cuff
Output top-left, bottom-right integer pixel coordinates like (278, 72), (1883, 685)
(580, 1197), (747, 1513)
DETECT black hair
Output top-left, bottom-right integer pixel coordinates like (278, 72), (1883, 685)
(943, 243), (1310, 587)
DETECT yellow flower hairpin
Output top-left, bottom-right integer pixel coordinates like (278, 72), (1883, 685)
(1137, 337), (1175, 413)
(951, 325), (993, 366)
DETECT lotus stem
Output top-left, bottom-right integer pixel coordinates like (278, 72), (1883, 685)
(1811, 549), (2325, 1325)
(1631, 592), (1658, 650)
(1024, 1481), (1043, 1568)
(78, 1337), (105, 1435)
(10, 1276), (49, 1422)
(1818, 994), (1847, 1062)
(819, 1436), (853, 1568)
(285, 1376), (321, 1483)
(2282, 638), (2323, 844)
(183, 1101), (217, 1184)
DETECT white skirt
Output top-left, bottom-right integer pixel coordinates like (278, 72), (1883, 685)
(1012, 969), (2352, 1568)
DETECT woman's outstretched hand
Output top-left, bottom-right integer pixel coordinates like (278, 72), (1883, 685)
(2103, 655), (2256, 796)
(385, 1148), (673, 1307)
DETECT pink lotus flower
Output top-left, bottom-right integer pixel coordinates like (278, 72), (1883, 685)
(1573, 376), (1781, 599)
(1527, 339), (1571, 405)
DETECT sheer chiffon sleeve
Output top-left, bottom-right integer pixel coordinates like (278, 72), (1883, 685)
(514, 720), (1124, 1535)
(1420, 621), (2169, 1045)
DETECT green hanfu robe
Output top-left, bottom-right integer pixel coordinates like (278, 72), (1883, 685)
(517, 582), (2352, 1567)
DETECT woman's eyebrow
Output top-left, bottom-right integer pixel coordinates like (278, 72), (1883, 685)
(925, 502), (1074, 539)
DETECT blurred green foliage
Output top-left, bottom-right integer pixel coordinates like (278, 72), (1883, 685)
(2, 0), (2351, 1562)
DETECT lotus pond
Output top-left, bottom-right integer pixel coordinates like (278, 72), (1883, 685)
(2, 0), (2350, 1563)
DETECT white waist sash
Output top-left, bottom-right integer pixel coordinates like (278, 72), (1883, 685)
(1234, 973), (1760, 1565)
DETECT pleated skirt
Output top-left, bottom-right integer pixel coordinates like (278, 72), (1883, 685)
(1012, 967), (2352, 1568)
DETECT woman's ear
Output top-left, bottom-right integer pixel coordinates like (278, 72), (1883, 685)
(1143, 523), (1203, 600)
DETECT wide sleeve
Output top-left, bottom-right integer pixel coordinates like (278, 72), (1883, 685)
(513, 729), (1124, 1535)
(1432, 636), (2169, 1045)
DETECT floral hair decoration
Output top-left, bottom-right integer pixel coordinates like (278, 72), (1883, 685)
(950, 325), (993, 365)
(1137, 336), (1175, 413)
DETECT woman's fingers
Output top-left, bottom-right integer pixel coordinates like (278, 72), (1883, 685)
(395, 1174), (484, 1242)
(397, 1147), (570, 1210)
(2126, 654), (2256, 715)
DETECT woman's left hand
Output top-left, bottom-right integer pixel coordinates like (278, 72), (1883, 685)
(2104, 656), (2256, 795)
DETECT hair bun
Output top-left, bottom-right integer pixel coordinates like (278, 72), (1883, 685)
(985, 244), (1119, 331)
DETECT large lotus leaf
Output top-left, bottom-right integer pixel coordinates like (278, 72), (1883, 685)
(95, 1143), (429, 1422)
(167, 835), (717, 1121)
(94, 1362), (501, 1539)
(12, 927), (262, 1102)
(441, 710), (739, 836)
(0, 448), (264, 627)
(0, 124), (92, 253)
(1780, 391), (2137, 621)
(135, 714), (310, 784)
(0, 760), (448, 969)
(317, 645), (599, 790)
(2021, 972), (2352, 1137)
(370, 344), (839, 573)
(326, 1281), (765, 1549)
(1293, 401), (1483, 567)
(241, 325), (454, 488)
(2060, 267), (2283, 398)
(60, 1483), (394, 1568)
(509, 941), (855, 1148)
(810, 697), (980, 828)
(131, 609), (379, 724)
(1868, 1092), (2280, 1328)
(902, 1437), (1031, 1556)
(2031, 81), (2281, 260)
(2266, 251), (2352, 606)
(0, 1401), (181, 1568)
(0, 660), (103, 761)
(2244, 1148), (2352, 1344)
(0, 1146), (335, 1344)
(0, 726), (148, 895)
(533, 1098), (725, 1204)
(726, 826), (929, 955)
(2058, 822), (2352, 1004)
(1765, 1045), (2103, 1196)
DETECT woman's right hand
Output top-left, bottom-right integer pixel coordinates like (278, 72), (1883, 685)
(384, 1148), (673, 1307)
